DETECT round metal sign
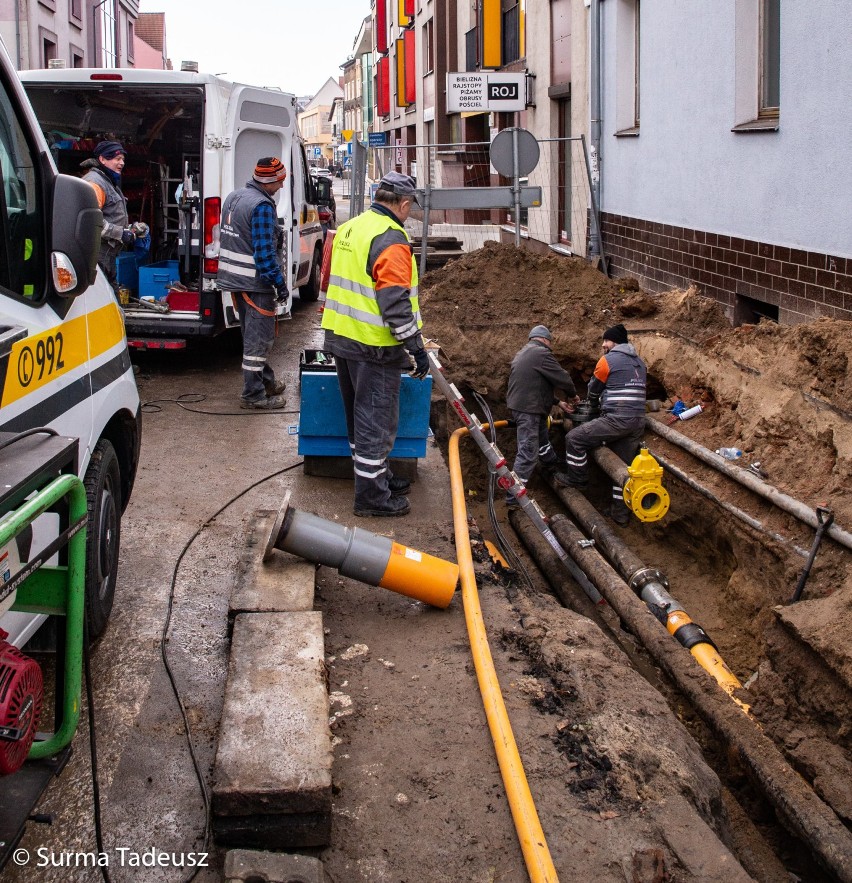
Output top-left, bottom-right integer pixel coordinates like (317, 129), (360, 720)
(490, 127), (540, 178)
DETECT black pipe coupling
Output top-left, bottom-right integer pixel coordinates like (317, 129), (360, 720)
(672, 621), (718, 652)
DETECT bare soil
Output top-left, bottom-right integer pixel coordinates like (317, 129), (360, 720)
(413, 241), (852, 877)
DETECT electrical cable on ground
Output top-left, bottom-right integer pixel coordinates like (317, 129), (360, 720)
(159, 459), (304, 883)
(141, 392), (300, 417)
(470, 391), (535, 592)
(82, 612), (112, 883)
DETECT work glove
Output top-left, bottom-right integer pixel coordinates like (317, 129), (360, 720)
(409, 348), (430, 380)
(121, 228), (136, 247)
(273, 282), (289, 304)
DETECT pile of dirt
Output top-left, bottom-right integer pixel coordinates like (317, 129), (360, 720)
(420, 242), (852, 526)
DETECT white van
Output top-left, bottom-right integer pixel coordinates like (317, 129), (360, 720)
(0, 41), (140, 647)
(19, 67), (326, 349)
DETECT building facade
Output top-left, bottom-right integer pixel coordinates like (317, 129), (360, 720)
(357, 0), (852, 326)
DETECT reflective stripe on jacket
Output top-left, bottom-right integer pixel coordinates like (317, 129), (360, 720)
(216, 181), (280, 294)
(321, 208), (420, 348)
(588, 343), (647, 415)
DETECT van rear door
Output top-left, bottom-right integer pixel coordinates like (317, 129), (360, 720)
(223, 86), (296, 322)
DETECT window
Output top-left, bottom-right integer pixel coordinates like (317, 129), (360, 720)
(70, 0), (82, 20)
(551, 0), (571, 85)
(465, 27), (478, 71)
(502, 4), (520, 64)
(0, 86), (45, 301)
(41, 32), (57, 68)
(760, 0), (780, 116)
(733, 0), (779, 130)
(423, 18), (434, 75)
(127, 20), (135, 63)
(100, 0), (117, 67)
(614, 0), (640, 134)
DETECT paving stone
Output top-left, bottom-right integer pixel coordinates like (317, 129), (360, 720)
(224, 848), (324, 883)
(213, 612), (332, 848)
(229, 510), (315, 619)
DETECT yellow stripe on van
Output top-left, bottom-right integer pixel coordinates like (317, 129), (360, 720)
(1, 302), (125, 407)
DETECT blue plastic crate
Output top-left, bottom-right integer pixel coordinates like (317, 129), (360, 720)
(298, 370), (431, 458)
(138, 260), (180, 300)
(115, 253), (139, 291)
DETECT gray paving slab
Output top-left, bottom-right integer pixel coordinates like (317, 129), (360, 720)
(213, 611), (332, 847)
(229, 510), (315, 617)
(224, 848), (324, 883)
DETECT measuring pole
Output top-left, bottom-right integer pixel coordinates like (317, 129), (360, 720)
(427, 352), (602, 603)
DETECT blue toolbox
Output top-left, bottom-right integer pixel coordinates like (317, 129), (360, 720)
(297, 350), (432, 458)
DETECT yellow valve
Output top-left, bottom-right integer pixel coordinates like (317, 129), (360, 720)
(623, 447), (670, 522)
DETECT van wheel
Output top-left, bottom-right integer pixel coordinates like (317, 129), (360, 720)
(83, 439), (122, 641)
(300, 246), (322, 302)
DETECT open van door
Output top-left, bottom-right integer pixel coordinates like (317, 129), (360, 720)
(222, 86), (298, 326)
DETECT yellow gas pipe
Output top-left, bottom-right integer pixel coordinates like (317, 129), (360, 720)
(450, 423), (560, 883)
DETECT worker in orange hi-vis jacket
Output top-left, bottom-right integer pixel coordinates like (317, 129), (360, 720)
(80, 140), (135, 294)
(557, 323), (647, 525)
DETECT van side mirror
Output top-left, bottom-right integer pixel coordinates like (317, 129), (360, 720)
(51, 174), (101, 297)
(313, 177), (333, 206)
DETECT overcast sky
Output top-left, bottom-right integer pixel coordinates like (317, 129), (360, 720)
(139, 0), (371, 96)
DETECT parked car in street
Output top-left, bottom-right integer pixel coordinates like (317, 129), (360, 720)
(312, 166), (333, 179)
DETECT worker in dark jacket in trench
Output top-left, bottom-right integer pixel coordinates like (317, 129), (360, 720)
(505, 325), (579, 507)
(559, 323), (647, 525)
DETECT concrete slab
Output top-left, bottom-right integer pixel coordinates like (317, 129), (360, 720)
(224, 848), (324, 883)
(213, 612), (332, 848)
(229, 511), (315, 617)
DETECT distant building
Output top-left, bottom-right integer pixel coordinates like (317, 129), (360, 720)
(133, 12), (170, 70)
(299, 76), (344, 166)
(0, 0), (149, 71)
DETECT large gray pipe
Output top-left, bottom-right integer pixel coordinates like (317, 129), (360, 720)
(646, 417), (852, 552)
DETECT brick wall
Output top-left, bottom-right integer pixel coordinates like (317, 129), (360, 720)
(601, 213), (852, 325)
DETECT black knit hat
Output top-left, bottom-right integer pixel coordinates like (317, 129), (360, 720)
(602, 323), (628, 345)
(94, 140), (125, 160)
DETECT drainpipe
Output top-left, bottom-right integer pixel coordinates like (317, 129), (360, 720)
(589, 0), (603, 258)
(14, 0), (22, 69)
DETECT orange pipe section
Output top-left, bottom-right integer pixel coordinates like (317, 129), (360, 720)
(379, 542), (458, 608)
(450, 424), (560, 883)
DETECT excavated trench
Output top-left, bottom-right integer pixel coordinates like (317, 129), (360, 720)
(420, 242), (852, 880)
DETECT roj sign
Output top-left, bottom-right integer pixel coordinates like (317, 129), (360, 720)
(446, 72), (526, 113)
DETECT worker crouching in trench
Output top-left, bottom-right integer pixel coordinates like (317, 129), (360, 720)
(557, 323), (647, 526)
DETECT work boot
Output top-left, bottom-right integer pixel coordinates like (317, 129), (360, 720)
(354, 496), (411, 518)
(553, 471), (588, 489)
(264, 379), (287, 397)
(606, 506), (631, 527)
(388, 475), (411, 496)
(240, 394), (287, 410)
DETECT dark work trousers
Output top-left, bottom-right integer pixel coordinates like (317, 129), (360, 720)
(509, 410), (558, 501)
(335, 356), (401, 510)
(564, 413), (645, 517)
(236, 291), (277, 402)
(98, 241), (121, 295)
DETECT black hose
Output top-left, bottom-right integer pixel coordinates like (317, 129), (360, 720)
(160, 459), (304, 883)
(83, 611), (112, 883)
(0, 427), (59, 451)
(141, 392), (299, 417)
(471, 391), (535, 592)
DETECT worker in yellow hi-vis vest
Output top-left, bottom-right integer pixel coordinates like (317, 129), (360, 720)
(321, 172), (428, 518)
